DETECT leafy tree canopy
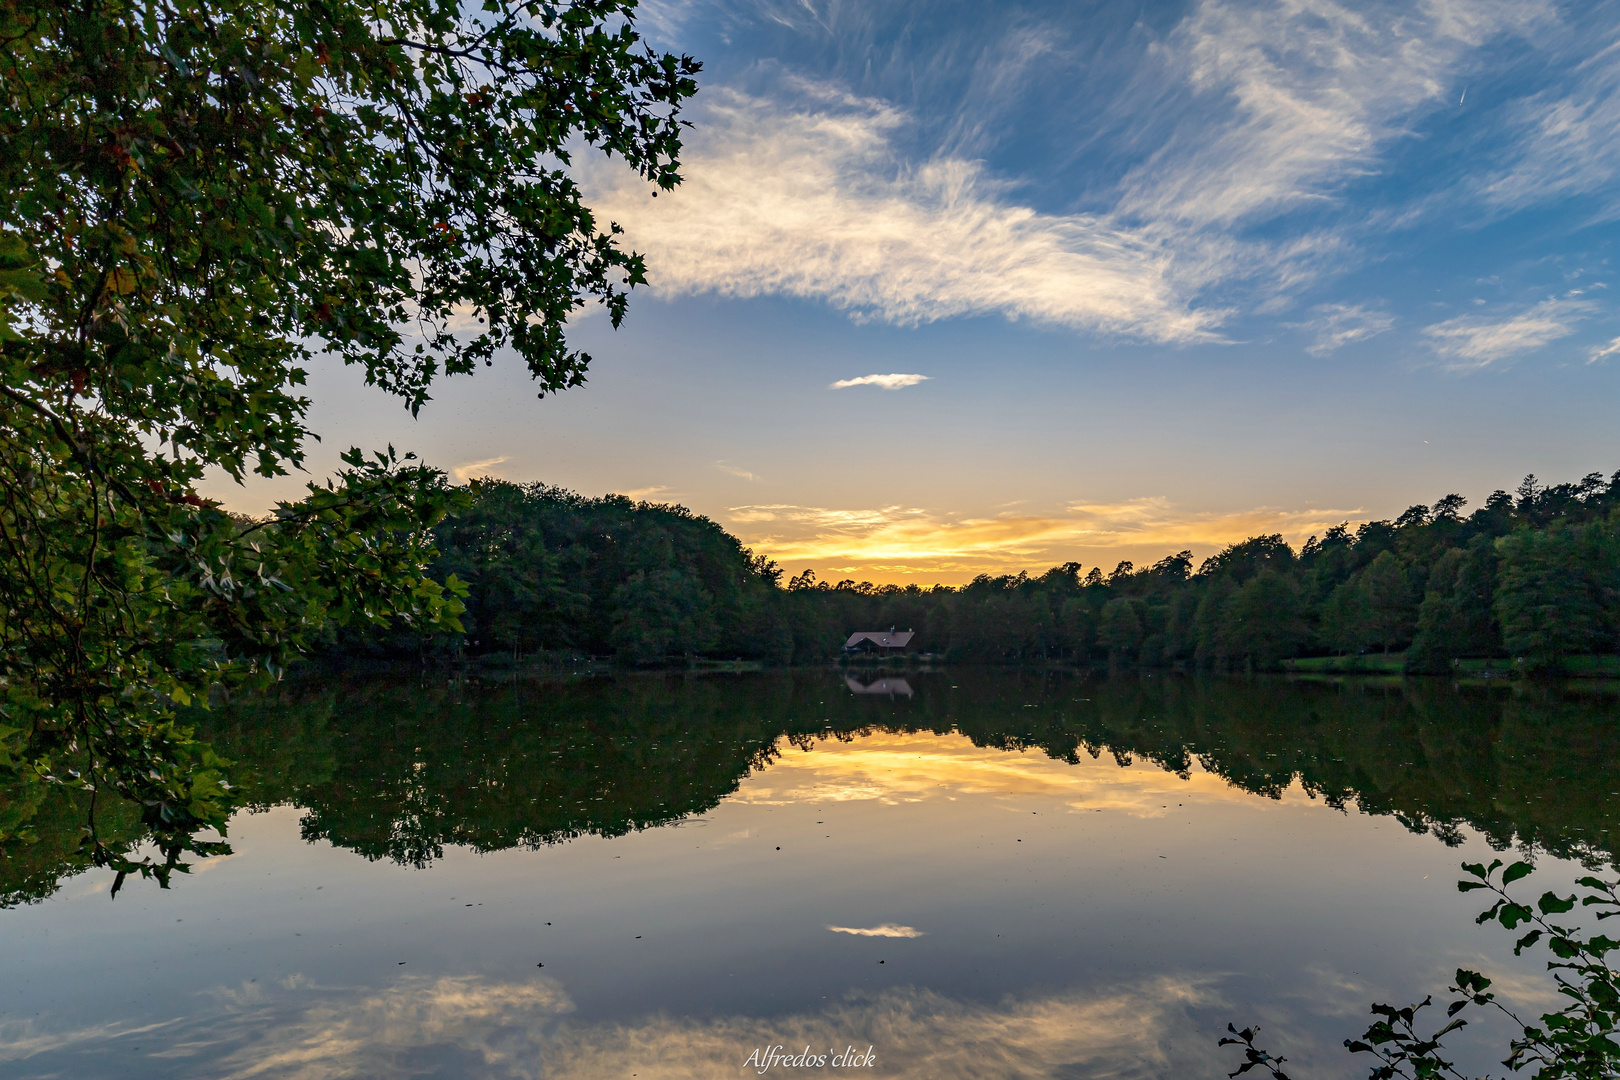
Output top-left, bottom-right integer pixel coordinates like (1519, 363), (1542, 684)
(0, 0), (698, 885)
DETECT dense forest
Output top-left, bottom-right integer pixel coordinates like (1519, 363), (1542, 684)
(330, 468), (1620, 674)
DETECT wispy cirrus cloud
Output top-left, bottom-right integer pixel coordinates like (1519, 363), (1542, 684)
(1289, 303), (1395, 356)
(1421, 297), (1594, 370)
(1123, 0), (1544, 229)
(583, 1), (1552, 349)
(830, 373), (930, 390)
(583, 84), (1230, 344)
(1590, 336), (1620, 363)
(828, 923), (926, 938)
(0, 1018), (184, 1065)
(1480, 26), (1620, 213)
(714, 461), (763, 481)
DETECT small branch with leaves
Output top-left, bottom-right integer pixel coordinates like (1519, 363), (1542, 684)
(1222, 860), (1620, 1080)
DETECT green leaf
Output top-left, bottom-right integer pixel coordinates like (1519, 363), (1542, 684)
(1499, 902), (1535, 929)
(1538, 891), (1577, 915)
(1502, 860), (1535, 886)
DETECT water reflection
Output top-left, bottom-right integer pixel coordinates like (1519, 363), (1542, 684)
(845, 675), (915, 697)
(210, 672), (1618, 867)
(3, 972), (1220, 1080)
(5, 672), (1619, 905)
(218, 976), (1221, 1080)
(5, 671), (1617, 1079)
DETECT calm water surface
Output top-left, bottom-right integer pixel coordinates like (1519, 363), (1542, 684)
(3, 672), (1618, 1079)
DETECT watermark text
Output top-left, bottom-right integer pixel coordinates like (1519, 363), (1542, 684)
(743, 1044), (876, 1072)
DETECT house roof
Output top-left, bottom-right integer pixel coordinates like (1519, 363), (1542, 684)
(842, 631), (915, 649)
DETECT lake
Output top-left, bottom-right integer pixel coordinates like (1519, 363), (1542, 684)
(2, 671), (1617, 1079)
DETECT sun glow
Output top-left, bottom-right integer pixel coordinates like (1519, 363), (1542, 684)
(737, 731), (1310, 814)
(727, 499), (1361, 584)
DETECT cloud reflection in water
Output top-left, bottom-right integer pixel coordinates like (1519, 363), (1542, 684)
(193, 973), (1221, 1079)
(735, 731), (1294, 814)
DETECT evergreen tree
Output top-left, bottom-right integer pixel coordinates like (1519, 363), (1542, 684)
(1495, 517), (1620, 672)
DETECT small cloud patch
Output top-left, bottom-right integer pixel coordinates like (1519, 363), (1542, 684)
(715, 461), (763, 482)
(451, 456), (510, 482)
(1590, 336), (1620, 364)
(828, 924), (926, 938)
(614, 485), (674, 502)
(830, 373), (930, 390)
(1288, 303), (1394, 357)
(1421, 298), (1593, 371)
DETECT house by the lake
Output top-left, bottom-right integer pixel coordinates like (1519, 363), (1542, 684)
(842, 628), (915, 654)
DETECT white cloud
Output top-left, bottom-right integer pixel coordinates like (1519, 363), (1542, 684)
(827, 923), (926, 937)
(450, 456), (510, 482)
(1125, 0), (1543, 228)
(1590, 335), (1620, 363)
(830, 373), (930, 390)
(579, 2), (1550, 346)
(714, 461), (763, 481)
(633, 0), (704, 45)
(583, 85), (1229, 344)
(1288, 303), (1395, 356)
(1421, 298), (1594, 370)
(1481, 32), (1620, 211)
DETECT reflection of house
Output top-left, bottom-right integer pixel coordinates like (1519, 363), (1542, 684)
(842, 629), (915, 654)
(846, 676), (914, 697)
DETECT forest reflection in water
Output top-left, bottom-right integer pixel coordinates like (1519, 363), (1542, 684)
(2, 671), (1618, 1079)
(9, 671), (1620, 903)
(119, 673), (1620, 873)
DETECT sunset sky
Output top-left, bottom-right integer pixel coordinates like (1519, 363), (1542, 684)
(206, 0), (1620, 584)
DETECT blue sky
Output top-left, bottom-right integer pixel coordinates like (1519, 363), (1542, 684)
(211, 0), (1620, 582)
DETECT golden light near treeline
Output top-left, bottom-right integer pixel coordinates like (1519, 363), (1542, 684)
(728, 498), (1365, 585)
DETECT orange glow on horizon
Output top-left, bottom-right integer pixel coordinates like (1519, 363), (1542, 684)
(724, 498), (1365, 585)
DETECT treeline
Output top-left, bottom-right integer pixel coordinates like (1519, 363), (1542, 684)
(328, 469), (1620, 673)
(324, 480), (788, 665)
